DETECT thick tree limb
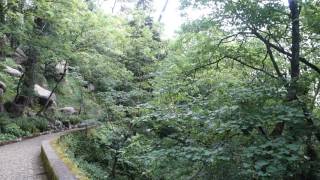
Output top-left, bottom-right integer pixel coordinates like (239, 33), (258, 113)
(251, 29), (320, 75)
(300, 58), (320, 74)
(112, 0), (117, 13)
(158, 0), (169, 22)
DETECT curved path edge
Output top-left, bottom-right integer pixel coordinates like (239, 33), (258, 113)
(41, 140), (77, 180)
(41, 126), (98, 180)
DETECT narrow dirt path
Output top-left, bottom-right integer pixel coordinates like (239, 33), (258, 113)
(0, 133), (61, 180)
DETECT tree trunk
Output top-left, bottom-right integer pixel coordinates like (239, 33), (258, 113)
(271, 0), (301, 136)
(288, 0), (300, 100)
(112, 0), (117, 13)
(19, 47), (37, 105)
(158, 0), (169, 22)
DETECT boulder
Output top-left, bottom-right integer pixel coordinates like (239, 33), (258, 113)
(55, 60), (67, 75)
(0, 81), (6, 92)
(58, 107), (77, 115)
(54, 120), (63, 129)
(13, 48), (28, 64)
(87, 83), (95, 92)
(0, 35), (10, 46)
(34, 84), (56, 101)
(26, 111), (36, 117)
(4, 66), (23, 77)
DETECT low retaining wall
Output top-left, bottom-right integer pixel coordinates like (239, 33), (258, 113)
(41, 126), (97, 180)
(41, 140), (77, 180)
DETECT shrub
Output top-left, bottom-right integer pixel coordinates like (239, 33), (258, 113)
(68, 116), (82, 125)
(4, 123), (28, 137)
(16, 117), (49, 133)
(16, 118), (38, 133)
(0, 113), (10, 133)
(77, 160), (108, 180)
(32, 117), (49, 132)
(0, 133), (16, 142)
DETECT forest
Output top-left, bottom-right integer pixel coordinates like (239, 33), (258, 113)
(0, 0), (319, 179)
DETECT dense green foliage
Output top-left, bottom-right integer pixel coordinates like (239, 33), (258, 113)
(1, 0), (320, 179)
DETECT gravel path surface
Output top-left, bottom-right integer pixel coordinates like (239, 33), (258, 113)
(0, 133), (61, 180)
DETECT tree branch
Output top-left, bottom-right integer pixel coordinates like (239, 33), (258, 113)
(185, 56), (225, 77)
(266, 44), (284, 79)
(226, 55), (278, 79)
(112, 0), (117, 13)
(251, 29), (320, 75)
(299, 58), (320, 74)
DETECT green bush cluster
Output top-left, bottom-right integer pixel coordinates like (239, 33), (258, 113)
(4, 123), (28, 137)
(58, 126), (144, 179)
(0, 115), (49, 142)
(0, 133), (16, 142)
(16, 117), (49, 133)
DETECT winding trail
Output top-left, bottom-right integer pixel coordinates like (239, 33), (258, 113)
(0, 133), (61, 180)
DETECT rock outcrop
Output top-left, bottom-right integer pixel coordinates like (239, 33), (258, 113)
(0, 81), (6, 92)
(86, 83), (95, 92)
(13, 48), (28, 64)
(4, 66), (23, 77)
(34, 84), (56, 101)
(55, 60), (67, 75)
(58, 107), (77, 115)
(0, 88), (4, 96)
